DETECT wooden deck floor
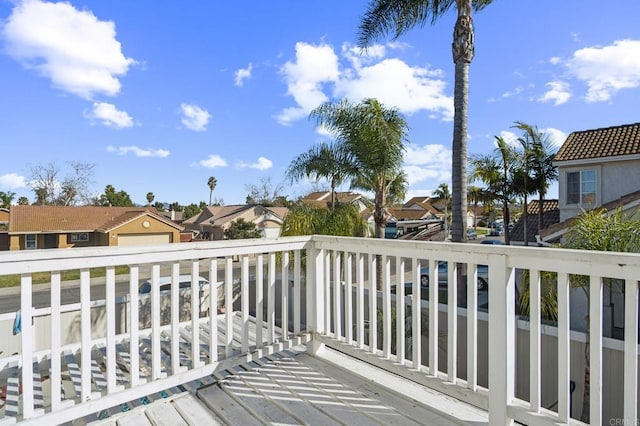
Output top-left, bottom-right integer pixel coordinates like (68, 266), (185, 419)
(89, 347), (488, 426)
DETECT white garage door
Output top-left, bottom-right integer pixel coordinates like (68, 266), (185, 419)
(118, 233), (171, 246)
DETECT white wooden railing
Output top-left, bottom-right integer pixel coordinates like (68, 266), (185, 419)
(0, 236), (638, 425)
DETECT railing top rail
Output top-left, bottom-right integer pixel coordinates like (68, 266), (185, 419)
(0, 236), (312, 275)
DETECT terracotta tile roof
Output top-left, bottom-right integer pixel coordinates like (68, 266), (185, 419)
(300, 192), (368, 209)
(387, 208), (433, 221)
(7, 206), (175, 233)
(509, 200), (559, 243)
(403, 196), (431, 208)
(554, 122), (640, 162)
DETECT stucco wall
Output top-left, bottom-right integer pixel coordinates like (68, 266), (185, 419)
(558, 158), (640, 221)
(106, 216), (180, 246)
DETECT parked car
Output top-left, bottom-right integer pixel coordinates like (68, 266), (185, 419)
(466, 228), (477, 240)
(139, 274), (210, 294)
(420, 261), (488, 291)
(481, 239), (505, 245)
(488, 226), (503, 236)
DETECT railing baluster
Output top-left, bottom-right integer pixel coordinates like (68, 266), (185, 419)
(325, 251), (331, 335)
(589, 275), (603, 424)
(281, 251), (289, 340)
(447, 261), (457, 383)
(557, 272), (570, 423)
(129, 265), (140, 387)
(529, 269), (541, 413)
(151, 264), (162, 380)
(428, 258), (437, 376)
(466, 263), (477, 391)
(225, 257), (234, 358)
(333, 250), (341, 340)
(412, 258), (422, 370)
(50, 271), (62, 410)
(191, 261), (202, 368)
(369, 253), (377, 353)
(241, 255), (249, 352)
(487, 255), (515, 424)
(20, 274), (35, 418)
(80, 268), (93, 399)
(209, 258), (218, 363)
(268, 252), (276, 345)
(256, 254), (264, 348)
(294, 250), (301, 335)
(357, 252), (364, 349)
(345, 252), (353, 345)
(171, 263), (180, 374)
(396, 256), (405, 365)
(382, 255), (391, 358)
(624, 278), (638, 422)
(106, 266), (118, 392)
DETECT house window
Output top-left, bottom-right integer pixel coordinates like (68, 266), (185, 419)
(25, 234), (37, 249)
(566, 170), (596, 205)
(70, 233), (89, 242)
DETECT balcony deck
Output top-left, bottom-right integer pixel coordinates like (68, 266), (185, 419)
(0, 235), (638, 425)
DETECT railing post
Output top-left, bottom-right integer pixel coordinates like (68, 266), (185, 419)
(488, 254), (515, 425)
(306, 245), (325, 355)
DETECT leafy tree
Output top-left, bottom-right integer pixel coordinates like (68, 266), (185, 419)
(183, 203), (202, 220)
(310, 98), (408, 239)
(281, 203), (366, 237)
(467, 185), (483, 228)
(207, 176), (217, 206)
(0, 191), (15, 208)
(17, 196), (29, 205)
(286, 142), (354, 211)
(153, 201), (165, 211)
(432, 183), (452, 234)
(96, 185), (134, 207)
(169, 202), (182, 212)
(224, 218), (262, 239)
(358, 0), (493, 242)
(564, 208), (640, 422)
(146, 192), (155, 206)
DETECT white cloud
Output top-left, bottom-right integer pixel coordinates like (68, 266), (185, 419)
(566, 39), (640, 102)
(538, 81), (572, 105)
(543, 128), (567, 148)
(106, 146), (170, 157)
(180, 103), (211, 131)
(199, 155), (227, 168)
(86, 102), (134, 128)
(549, 56), (561, 65)
(497, 130), (519, 147)
(0, 173), (27, 189)
(234, 63), (253, 87)
(2, 0), (135, 99)
(403, 144), (452, 185)
(277, 42), (340, 125)
(277, 41), (453, 125)
(238, 157), (273, 171)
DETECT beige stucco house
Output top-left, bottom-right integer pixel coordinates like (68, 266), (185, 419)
(183, 205), (288, 240)
(7, 205), (183, 250)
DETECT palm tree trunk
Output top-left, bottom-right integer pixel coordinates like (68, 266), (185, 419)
(503, 198), (511, 245)
(537, 189), (545, 246)
(523, 195), (528, 246)
(450, 4), (473, 243)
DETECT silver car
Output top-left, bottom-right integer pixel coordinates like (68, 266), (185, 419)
(420, 261), (488, 291)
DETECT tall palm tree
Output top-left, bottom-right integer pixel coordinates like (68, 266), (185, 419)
(286, 142), (354, 211)
(470, 136), (518, 244)
(310, 98), (408, 239)
(146, 192), (155, 206)
(207, 176), (217, 206)
(0, 191), (15, 209)
(358, 0), (493, 242)
(432, 183), (452, 235)
(513, 122), (558, 244)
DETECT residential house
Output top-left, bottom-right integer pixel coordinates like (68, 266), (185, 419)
(537, 122), (640, 243)
(509, 200), (560, 245)
(300, 191), (375, 234)
(0, 208), (8, 251)
(402, 195), (475, 229)
(7, 205), (183, 250)
(183, 205), (288, 240)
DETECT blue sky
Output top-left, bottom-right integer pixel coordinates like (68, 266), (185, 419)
(1, 0), (639, 207)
